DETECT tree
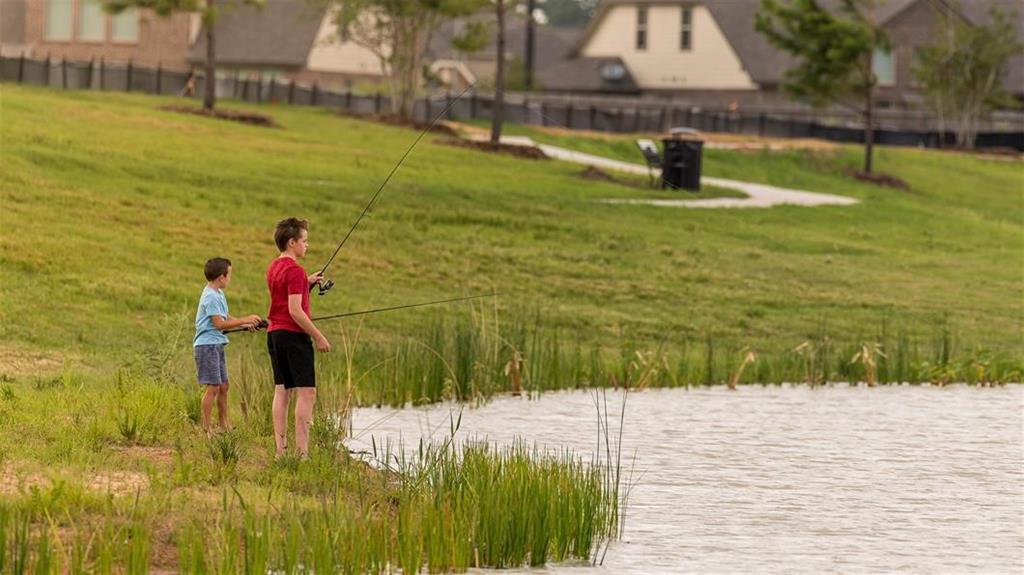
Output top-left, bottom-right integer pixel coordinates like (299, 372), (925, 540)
(104, 0), (264, 111)
(324, 0), (487, 119)
(755, 0), (887, 174)
(491, 0), (507, 144)
(914, 5), (1021, 149)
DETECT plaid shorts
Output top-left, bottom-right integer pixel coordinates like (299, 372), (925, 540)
(194, 344), (228, 385)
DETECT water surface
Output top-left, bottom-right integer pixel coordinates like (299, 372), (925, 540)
(350, 385), (1023, 573)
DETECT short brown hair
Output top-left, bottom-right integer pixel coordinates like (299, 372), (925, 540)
(274, 218), (309, 251)
(204, 257), (232, 281)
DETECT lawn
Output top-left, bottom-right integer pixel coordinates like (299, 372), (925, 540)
(1, 85), (1022, 390)
(0, 84), (1021, 572)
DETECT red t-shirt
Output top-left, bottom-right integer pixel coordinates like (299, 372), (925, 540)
(266, 257), (310, 334)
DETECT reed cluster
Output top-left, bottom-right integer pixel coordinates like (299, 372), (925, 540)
(224, 308), (1022, 408)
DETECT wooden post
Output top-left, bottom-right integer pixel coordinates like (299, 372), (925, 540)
(155, 62), (162, 94)
(470, 93), (477, 119)
(445, 90), (452, 120)
(589, 105), (596, 130)
(565, 103), (573, 129)
(17, 53), (25, 83)
(99, 57), (105, 90)
(425, 96), (431, 121)
(44, 53), (51, 87)
(311, 82), (319, 106)
(288, 79), (295, 105)
(345, 89), (352, 110)
(374, 92), (382, 114)
(125, 60), (133, 92)
(60, 57), (67, 89)
(256, 73), (263, 104)
(758, 112), (766, 137)
(87, 57), (94, 89)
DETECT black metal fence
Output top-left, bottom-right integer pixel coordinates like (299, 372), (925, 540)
(3, 55), (1022, 151)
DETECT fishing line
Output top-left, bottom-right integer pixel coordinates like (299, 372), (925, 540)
(313, 82), (478, 295)
(224, 292), (498, 333)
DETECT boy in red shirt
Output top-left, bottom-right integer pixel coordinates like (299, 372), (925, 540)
(266, 218), (331, 458)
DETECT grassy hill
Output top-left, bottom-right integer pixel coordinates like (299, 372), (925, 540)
(6, 85), (1021, 572)
(1, 85), (1022, 392)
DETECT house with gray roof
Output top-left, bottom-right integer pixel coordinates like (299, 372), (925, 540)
(187, 3), (596, 92)
(560, 0), (1024, 107)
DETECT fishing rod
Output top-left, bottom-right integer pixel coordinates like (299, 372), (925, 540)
(223, 292), (498, 333)
(312, 82), (478, 297)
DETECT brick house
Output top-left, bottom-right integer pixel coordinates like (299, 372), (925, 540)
(0, 0), (194, 69)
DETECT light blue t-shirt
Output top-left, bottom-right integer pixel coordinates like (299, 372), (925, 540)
(194, 286), (230, 346)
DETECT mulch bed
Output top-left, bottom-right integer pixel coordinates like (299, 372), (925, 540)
(335, 110), (461, 138)
(161, 105), (279, 128)
(848, 169), (910, 190)
(438, 138), (550, 160)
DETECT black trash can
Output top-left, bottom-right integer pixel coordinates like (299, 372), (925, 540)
(661, 135), (703, 191)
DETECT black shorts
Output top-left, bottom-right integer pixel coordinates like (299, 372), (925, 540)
(267, 330), (315, 389)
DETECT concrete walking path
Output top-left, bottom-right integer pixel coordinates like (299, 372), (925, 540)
(463, 132), (859, 209)
(535, 143), (859, 209)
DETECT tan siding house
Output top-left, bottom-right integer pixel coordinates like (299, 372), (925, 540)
(578, 3), (756, 91)
(557, 0), (1023, 106)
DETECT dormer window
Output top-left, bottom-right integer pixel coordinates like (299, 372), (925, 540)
(637, 6), (648, 50)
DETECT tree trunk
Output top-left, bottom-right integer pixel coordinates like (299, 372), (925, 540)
(524, 0), (535, 90)
(490, 0), (506, 145)
(203, 22), (216, 111)
(863, 81), (874, 174)
(399, 26), (415, 118)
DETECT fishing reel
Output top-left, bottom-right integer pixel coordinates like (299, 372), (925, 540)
(315, 278), (335, 296)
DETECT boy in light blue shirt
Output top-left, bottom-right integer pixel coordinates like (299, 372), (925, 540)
(194, 257), (261, 432)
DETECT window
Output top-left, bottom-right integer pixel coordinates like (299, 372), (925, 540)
(111, 8), (139, 42)
(681, 7), (692, 50)
(636, 6), (648, 51)
(77, 0), (106, 41)
(600, 63), (626, 82)
(872, 48), (895, 86)
(46, 0), (73, 40)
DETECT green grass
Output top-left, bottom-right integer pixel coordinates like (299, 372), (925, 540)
(0, 369), (619, 572)
(0, 85), (1021, 571)
(2, 84), (1020, 389)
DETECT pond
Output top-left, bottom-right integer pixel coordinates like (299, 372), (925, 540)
(350, 385), (1022, 573)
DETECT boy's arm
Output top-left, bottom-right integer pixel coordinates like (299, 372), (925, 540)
(211, 315), (257, 331)
(225, 313), (262, 326)
(288, 295), (330, 352)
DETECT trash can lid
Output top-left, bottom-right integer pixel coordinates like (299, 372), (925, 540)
(668, 126), (702, 139)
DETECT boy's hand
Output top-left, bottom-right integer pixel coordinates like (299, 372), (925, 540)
(308, 271), (324, 286)
(245, 314), (262, 325)
(314, 334), (331, 353)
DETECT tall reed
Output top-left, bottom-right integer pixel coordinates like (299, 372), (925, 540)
(225, 308), (1020, 408)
